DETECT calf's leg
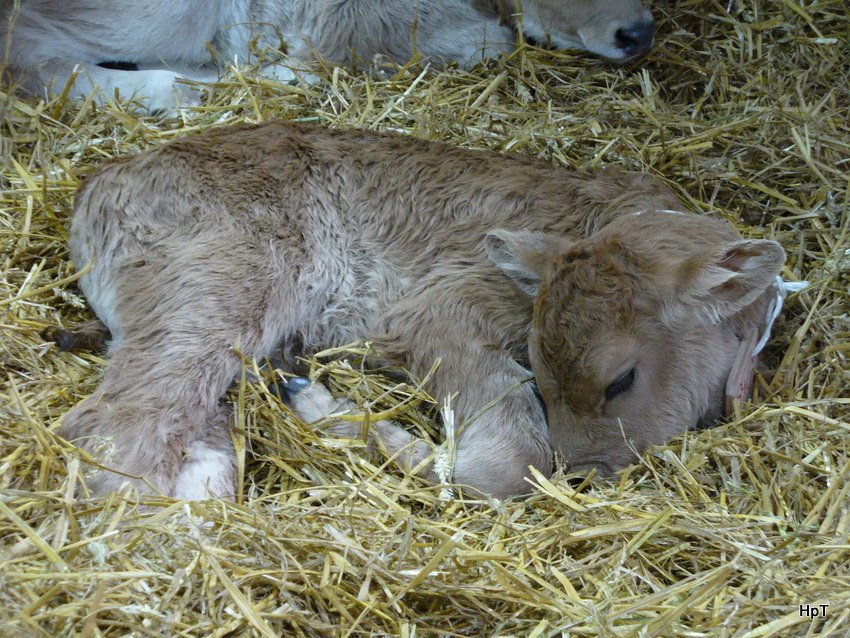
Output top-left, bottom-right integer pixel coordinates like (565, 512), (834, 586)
(283, 272), (554, 499)
(61, 236), (290, 498)
(282, 351), (551, 499)
(378, 273), (554, 498)
(280, 379), (438, 479)
(172, 407), (236, 501)
(18, 59), (210, 114)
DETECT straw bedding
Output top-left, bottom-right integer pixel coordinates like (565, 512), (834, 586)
(1, 1), (848, 636)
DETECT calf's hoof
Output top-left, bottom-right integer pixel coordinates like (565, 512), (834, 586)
(272, 378), (349, 425)
(270, 376), (312, 403)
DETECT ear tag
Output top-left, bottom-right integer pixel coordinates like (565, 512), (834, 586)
(725, 326), (758, 416)
(751, 276), (810, 357)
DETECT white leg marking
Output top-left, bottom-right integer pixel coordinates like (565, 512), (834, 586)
(288, 382), (352, 424)
(173, 441), (235, 501)
(286, 381), (437, 477)
(257, 61), (321, 86)
(134, 69), (204, 113)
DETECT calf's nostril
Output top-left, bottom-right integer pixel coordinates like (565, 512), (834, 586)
(614, 20), (656, 56)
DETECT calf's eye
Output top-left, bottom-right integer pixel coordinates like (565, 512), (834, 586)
(605, 367), (636, 402)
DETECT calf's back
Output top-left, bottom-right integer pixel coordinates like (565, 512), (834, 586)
(72, 122), (680, 358)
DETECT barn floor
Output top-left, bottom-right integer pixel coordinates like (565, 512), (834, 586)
(1, 1), (848, 636)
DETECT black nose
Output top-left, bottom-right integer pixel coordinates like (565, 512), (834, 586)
(615, 20), (656, 57)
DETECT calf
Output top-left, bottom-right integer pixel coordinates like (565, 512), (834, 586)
(59, 121), (786, 499)
(1, 0), (655, 112)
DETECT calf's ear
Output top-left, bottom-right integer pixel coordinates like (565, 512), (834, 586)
(676, 239), (786, 322)
(484, 229), (570, 297)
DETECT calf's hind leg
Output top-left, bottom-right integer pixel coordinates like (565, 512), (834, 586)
(61, 237), (287, 499)
(173, 407), (236, 501)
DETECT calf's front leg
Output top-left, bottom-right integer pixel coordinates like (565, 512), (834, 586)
(438, 350), (553, 498)
(284, 276), (553, 498)
(379, 275), (553, 498)
(279, 378), (438, 479)
(281, 351), (551, 498)
(22, 59), (211, 114)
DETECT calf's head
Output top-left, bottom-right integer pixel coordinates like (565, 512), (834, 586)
(485, 211), (786, 475)
(506, 0), (656, 61)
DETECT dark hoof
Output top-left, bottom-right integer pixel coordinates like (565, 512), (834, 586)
(41, 326), (82, 352)
(270, 377), (311, 403)
(41, 320), (111, 353)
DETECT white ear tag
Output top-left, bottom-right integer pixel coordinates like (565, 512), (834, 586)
(751, 276), (810, 357)
(725, 276), (809, 415)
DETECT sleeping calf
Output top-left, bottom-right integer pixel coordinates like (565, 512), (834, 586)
(1, 0), (655, 113)
(58, 122), (786, 499)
